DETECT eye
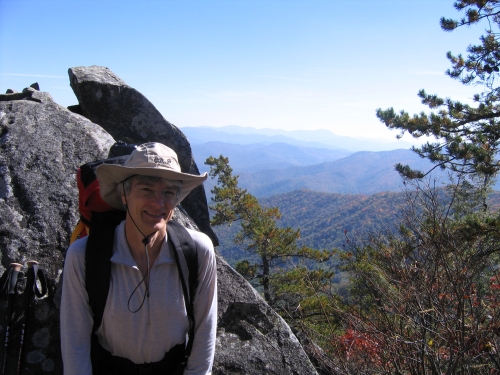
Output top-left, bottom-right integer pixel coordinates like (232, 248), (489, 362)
(162, 189), (176, 197)
(139, 188), (154, 197)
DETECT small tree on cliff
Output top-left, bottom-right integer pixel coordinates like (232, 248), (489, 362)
(205, 155), (333, 312)
(376, 1), (500, 184)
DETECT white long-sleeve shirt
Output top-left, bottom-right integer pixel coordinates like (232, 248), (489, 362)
(60, 221), (217, 375)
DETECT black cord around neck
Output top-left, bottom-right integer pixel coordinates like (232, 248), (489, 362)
(122, 181), (157, 313)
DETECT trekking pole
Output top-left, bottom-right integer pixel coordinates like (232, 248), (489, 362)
(16, 261), (47, 375)
(1, 263), (23, 375)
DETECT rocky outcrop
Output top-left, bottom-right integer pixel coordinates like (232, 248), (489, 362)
(67, 66), (217, 246)
(0, 77), (317, 375)
(215, 256), (318, 374)
(294, 329), (341, 375)
(0, 86), (115, 374)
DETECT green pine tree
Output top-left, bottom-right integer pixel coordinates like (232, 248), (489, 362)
(205, 155), (334, 322)
(376, 1), (500, 184)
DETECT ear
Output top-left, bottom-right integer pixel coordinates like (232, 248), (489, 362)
(122, 196), (128, 210)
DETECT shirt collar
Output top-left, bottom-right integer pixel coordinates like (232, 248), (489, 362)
(110, 221), (176, 267)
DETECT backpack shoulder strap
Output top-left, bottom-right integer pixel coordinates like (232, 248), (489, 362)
(85, 211), (126, 334)
(85, 210), (125, 373)
(167, 220), (199, 358)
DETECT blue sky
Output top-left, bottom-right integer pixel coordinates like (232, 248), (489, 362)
(0, 0), (484, 143)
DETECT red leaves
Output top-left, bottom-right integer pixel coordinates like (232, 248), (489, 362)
(337, 329), (382, 366)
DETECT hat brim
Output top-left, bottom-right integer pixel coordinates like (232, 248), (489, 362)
(96, 164), (208, 210)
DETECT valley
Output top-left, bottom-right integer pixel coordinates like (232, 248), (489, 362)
(183, 125), (500, 265)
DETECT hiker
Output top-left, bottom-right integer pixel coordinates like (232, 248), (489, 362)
(60, 142), (217, 375)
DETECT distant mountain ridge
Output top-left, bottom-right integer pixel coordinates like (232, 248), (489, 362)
(187, 125), (500, 197)
(235, 149), (447, 197)
(181, 125), (416, 152)
(193, 141), (352, 173)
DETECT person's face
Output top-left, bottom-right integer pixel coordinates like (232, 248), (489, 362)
(122, 176), (180, 236)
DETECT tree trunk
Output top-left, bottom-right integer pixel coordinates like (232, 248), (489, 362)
(262, 254), (271, 303)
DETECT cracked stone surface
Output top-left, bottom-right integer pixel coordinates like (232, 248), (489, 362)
(214, 254), (317, 375)
(0, 86), (114, 374)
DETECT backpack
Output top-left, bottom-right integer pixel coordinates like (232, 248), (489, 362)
(70, 141), (137, 243)
(71, 142), (199, 370)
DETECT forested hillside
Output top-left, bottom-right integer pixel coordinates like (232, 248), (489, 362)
(261, 189), (403, 249)
(214, 189), (500, 265)
(213, 189), (401, 265)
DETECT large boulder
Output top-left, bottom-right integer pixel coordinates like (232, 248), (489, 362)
(215, 255), (318, 374)
(67, 66), (217, 246)
(0, 79), (317, 375)
(0, 86), (115, 374)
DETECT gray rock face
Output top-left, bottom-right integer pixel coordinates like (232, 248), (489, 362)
(0, 78), (317, 375)
(215, 255), (318, 374)
(68, 66), (217, 246)
(0, 85), (115, 375)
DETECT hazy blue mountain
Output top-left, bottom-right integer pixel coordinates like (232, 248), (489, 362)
(181, 125), (416, 152)
(192, 141), (353, 173)
(187, 125), (500, 198)
(234, 149), (448, 197)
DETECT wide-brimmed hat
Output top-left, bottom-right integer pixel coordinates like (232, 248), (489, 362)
(96, 142), (208, 210)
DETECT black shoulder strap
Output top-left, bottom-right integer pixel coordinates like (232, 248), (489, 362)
(85, 210), (125, 374)
(167, 220), (199, 358)
(85, 211), (126, 334)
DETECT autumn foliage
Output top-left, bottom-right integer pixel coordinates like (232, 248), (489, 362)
(327, 180), (500, 374)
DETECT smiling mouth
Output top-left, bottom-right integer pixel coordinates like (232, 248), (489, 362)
(145, 211), (166, 218)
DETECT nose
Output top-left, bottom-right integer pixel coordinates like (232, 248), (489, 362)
(149, 190), (166, 205)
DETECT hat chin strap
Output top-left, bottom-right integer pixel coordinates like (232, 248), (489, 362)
(127, 203), (157, 246)
(123, 182), (158, 313)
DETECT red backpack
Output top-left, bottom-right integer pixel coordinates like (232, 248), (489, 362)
(70, 141), (137, 243)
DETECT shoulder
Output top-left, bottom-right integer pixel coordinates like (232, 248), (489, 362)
(185, 228), (214, 253)
(167, 222), (216, 265)
(62, 236), (89, 287)
(184, 228), (217, 294)
(185, 228), (216, 268)
(66, 236), (89, 263)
